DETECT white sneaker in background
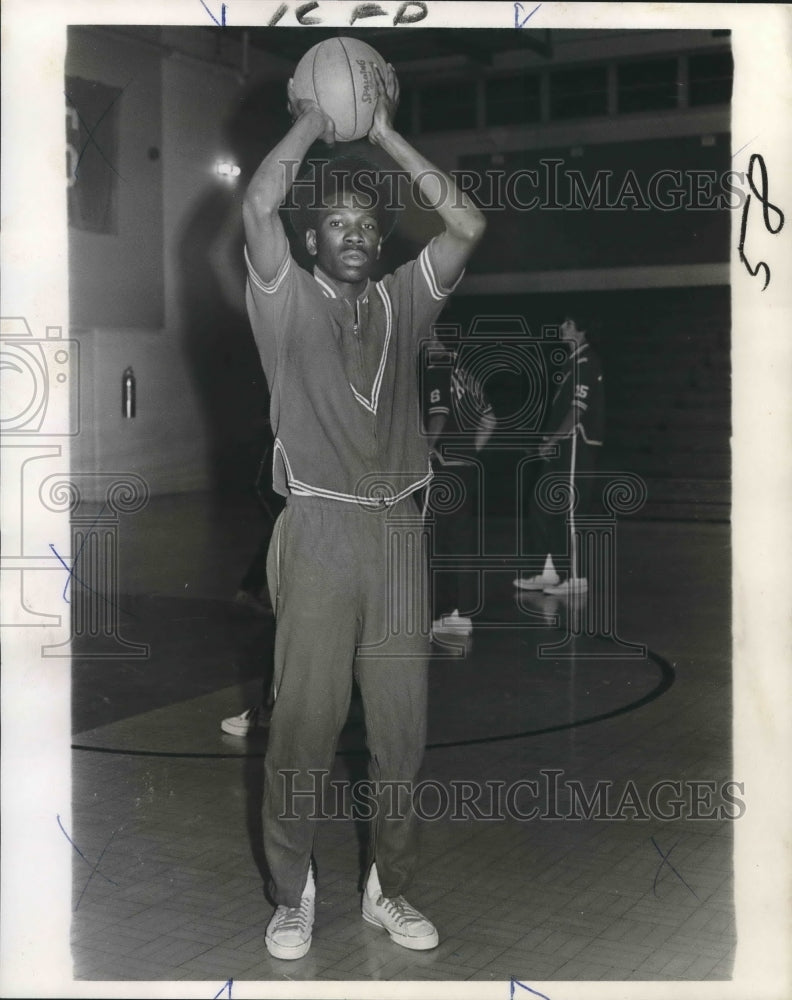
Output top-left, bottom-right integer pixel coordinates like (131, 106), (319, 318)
(431, 609), (473, 635)
(220, 705), (270, 736)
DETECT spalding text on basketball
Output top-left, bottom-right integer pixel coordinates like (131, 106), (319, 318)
(357, 60), (375, 104)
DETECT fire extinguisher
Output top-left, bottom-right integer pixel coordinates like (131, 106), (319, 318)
(123, 366), (136, 419)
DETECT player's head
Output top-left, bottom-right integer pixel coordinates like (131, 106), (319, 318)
(289, 155), (398, 268)
(306, 188), (383, 284)
(560, 314), (589, 345)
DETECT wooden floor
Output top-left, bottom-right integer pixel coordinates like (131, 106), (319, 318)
(65, 491), (736, 989)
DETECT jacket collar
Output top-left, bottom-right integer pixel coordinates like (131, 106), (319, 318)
(313, 265), (370, 304)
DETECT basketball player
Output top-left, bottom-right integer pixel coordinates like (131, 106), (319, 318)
(243, 64), (485, 959)
(514, 314), (604, 594)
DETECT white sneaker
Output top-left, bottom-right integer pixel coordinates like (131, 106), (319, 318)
(543, 577), (588, 596)
(513, 571), (560, 591)
(361, 864), (439, 951)
(431, 609), (473, 635)
(220, 705), (270, 736)
(265, 867), (315, 960)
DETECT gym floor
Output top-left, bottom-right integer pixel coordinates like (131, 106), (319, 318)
(68, 491), (734, 985)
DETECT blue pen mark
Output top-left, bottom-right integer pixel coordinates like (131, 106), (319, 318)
(213, 981), (233, 999)
(514, 2), (542, 29)
(49, 540), (132, 617)
(511, 979), (552, 1000)
(732, 134), (760, 161)
(65, 84), (128, 182)
(200, 0), (227, 26)
(651, 835), (699, 901)
(49, 500), (139, 623)
(57, 814), (119, 911)
(50, 501), (108, 604)
(49, 540), (133, 621)
(51, 511), (102, 605)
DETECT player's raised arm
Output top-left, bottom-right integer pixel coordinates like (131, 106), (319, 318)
(368, 64), (486, 290)
(243, 82), (335, 283)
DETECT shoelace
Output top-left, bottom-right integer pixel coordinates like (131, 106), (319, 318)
(272, 896), (313, 935)
(377, 894), (424, 928)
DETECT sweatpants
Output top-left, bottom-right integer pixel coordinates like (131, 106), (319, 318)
(429, 463), (481, 619)
(263, 494), (430, 908)
(528, 436), (600, 578)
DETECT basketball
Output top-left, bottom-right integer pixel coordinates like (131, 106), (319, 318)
(291, 37), (389, 142)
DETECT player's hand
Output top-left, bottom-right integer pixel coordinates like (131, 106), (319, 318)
(368, 63), (399, 146)
(538, 436), (555, 458)
(287, 79), (336, 145)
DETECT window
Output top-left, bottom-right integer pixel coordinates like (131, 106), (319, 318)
(688, 51), (733, 106)
(420, 80), (478, 132)
(485, 74), (542, 126)
(549, 65), (608, 120)
(617, 59), (679, 113)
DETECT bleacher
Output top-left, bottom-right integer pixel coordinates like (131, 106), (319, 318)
(598, 286), (731, 521)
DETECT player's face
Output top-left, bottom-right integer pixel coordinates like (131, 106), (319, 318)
(561, 317), (585, 344)
(307, 194), (382, 286)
